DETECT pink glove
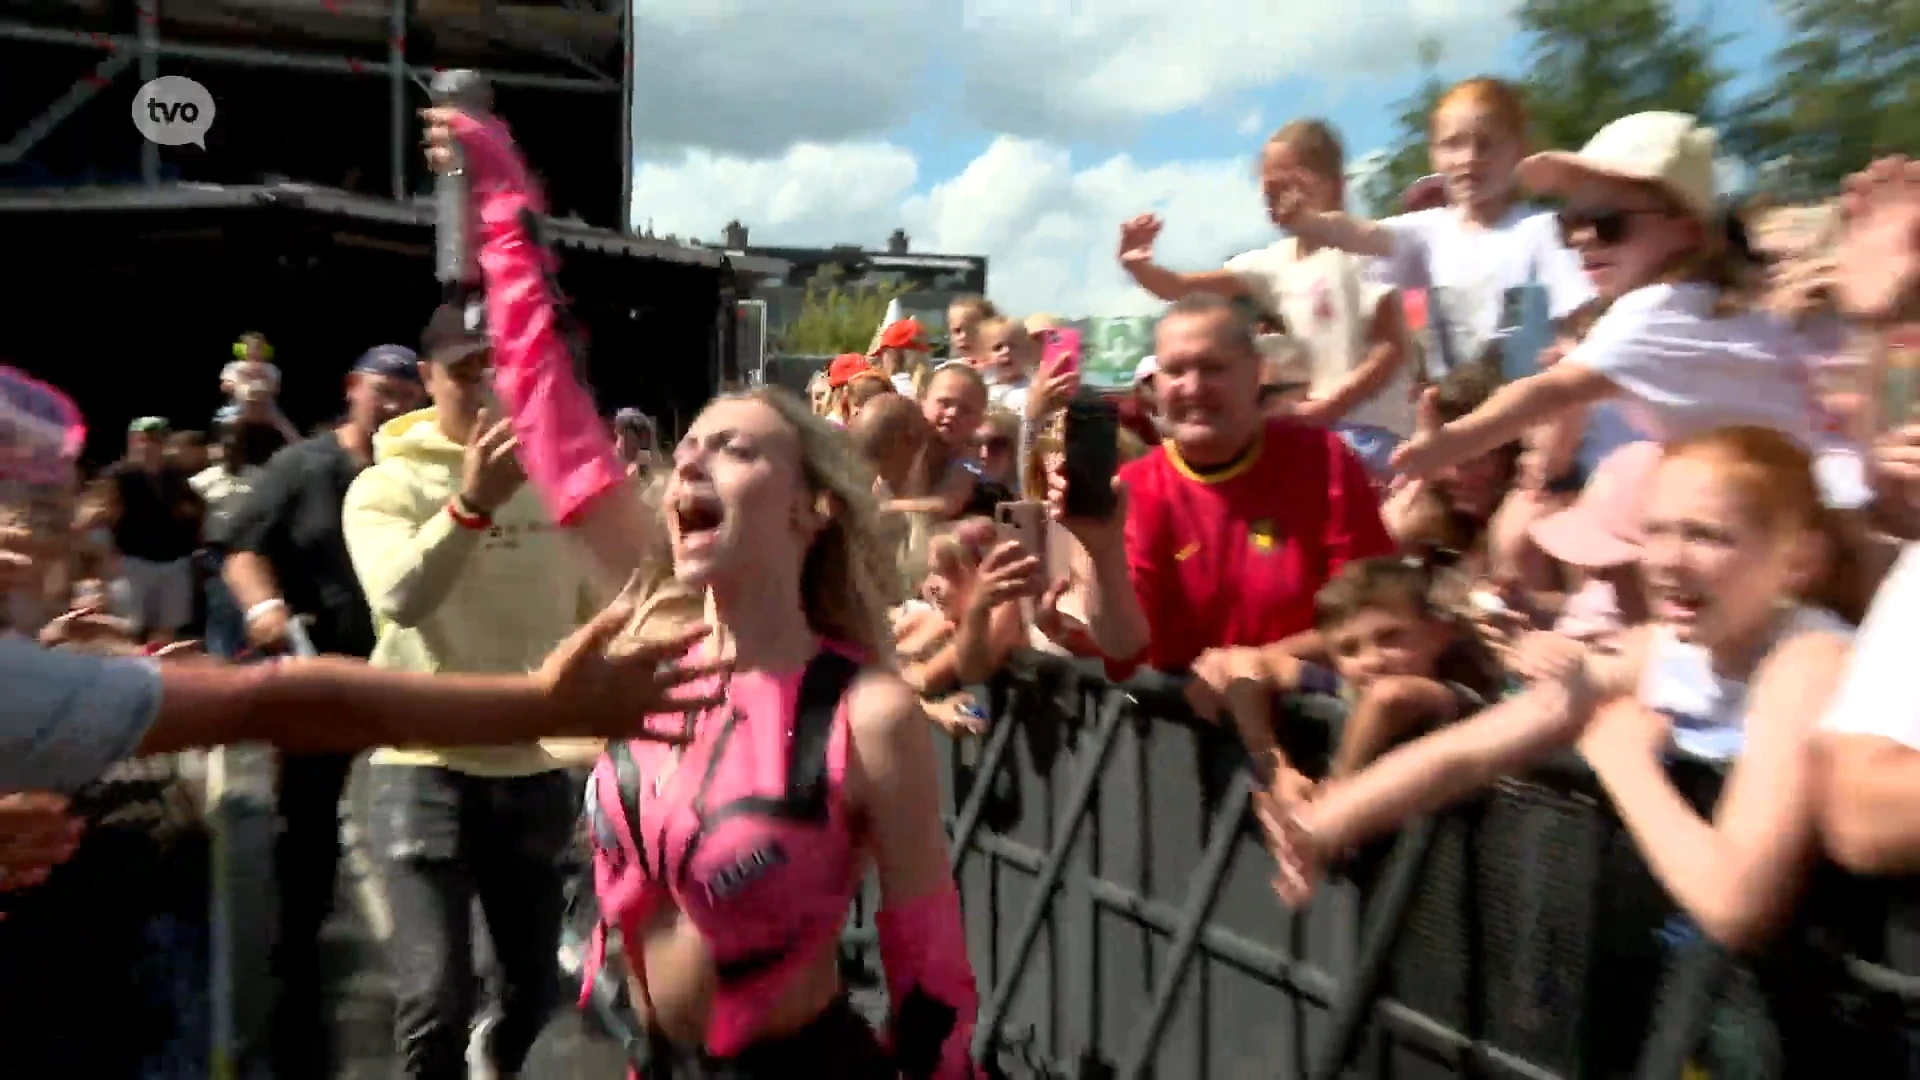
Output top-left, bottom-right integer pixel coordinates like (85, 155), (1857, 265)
(876, 883), (987, 1079)
(444, 109), (624, 526)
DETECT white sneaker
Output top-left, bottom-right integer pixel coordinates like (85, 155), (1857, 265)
(466, 1013), (516, 1080)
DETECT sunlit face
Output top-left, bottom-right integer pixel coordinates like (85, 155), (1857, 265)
(922, 369), (987, 451)
(1431, 450), (1507, 520)
(981, 327), (1024, 383)
(422, 347), (494, 429)
(1637, 454), (1811, 651)
(1429, 102), (1524, 213)
(807, 374), (831, 416)
(1324, 601), (1450, 691)
(948, 307), (983, 359)
(1261, 141), (1340, 223)
(1559, 175), (1699, 300)
(665, 397), (812, 589)
(1155, 310), (1261, 464)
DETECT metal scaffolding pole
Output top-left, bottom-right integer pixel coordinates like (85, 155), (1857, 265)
(0, 49), (137, 165)
(388, 0), (414, 200)
(0, 20), (618, 94)
(618, 0), (632, 233)
(138, 0), (160, 184)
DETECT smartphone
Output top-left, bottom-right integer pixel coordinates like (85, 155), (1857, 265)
(1062, 390), (1119, 520)
(994, 500), (1050, 580)
(1042, 328), (1082, 377)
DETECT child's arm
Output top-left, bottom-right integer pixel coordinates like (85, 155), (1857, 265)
(1394, 363), (1618, 479)
(1285, 210), (1396, 258)
(1299, 680), (1585, 854)
(1329, 674), (1465, 780)
(1294, 290), (1409, 426)
(1117, 215), (1251, 302)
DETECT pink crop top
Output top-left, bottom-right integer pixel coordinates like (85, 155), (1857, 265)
(583, 644), (864, 1057)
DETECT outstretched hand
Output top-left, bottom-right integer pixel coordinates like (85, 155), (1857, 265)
(1117, 214), (1163, 267)
(1254, 789), (1329, 909)
(536, 601), (729, 742)
(1836, 156), (1920, 323)
(1388, 387), (1454, 478)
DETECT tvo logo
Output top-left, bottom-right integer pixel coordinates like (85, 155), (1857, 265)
(132, 76), (216, 148)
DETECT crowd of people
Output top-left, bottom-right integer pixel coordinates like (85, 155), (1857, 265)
(0, 70), (1916, 1079)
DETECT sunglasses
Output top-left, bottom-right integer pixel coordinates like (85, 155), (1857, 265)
(1555, 206), (1671, 247)
(974, 435), (1013, 453)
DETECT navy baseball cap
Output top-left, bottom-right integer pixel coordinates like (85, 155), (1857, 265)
(352, 344), (422, 383)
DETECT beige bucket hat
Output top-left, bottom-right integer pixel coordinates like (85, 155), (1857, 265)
(1516, 111), (1719, 222)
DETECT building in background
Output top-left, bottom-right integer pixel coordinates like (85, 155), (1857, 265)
(713, 221), (989, 350)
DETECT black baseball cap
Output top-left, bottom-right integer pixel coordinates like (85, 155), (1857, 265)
(421, 304), (490, 363)
(352, 344), (422, 384)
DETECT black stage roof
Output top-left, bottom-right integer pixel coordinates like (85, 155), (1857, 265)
(0, 183), (787, 461)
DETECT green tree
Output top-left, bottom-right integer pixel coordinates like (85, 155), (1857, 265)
(774, 269), (912, 356)
(1728, 0), (1920, 200)
(1359, 1), (1727, 214)
(1355, 37), (1447, 216)
(1515, 0), (1728, 154)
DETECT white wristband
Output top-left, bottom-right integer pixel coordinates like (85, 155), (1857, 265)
(244, 598), (287, 626)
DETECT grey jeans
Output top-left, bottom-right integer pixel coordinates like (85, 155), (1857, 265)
(367, 765), (577, 1080)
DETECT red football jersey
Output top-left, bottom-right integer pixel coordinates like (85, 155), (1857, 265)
(1118, 418), (1395, 673)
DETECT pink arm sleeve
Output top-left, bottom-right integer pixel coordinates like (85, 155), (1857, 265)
(875, 882), (987, 1079)
(446, 110), (625, 526)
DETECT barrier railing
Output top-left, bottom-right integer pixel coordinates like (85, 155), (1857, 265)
(841, 654), (1920, 1080)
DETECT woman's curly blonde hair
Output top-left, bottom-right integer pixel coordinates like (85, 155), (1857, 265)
(610, 386), (903, 664)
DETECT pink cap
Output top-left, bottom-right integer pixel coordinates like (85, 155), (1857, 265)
(1529, 441), (1663, 569)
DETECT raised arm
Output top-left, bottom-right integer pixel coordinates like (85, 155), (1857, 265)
(427, 106), (658, 584)
(1117, 214), (1250, 302)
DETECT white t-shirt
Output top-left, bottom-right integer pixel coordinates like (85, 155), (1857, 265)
(221, 359), (281, 402)
(1375, 204), (1594, 370)
(1640, 605), (1852, 762)
(986, 377), (1030, 417)
(1565, 283), (1870, 506)
(1226, 238), (1414, 436)
(1819, 544), (1920, 749)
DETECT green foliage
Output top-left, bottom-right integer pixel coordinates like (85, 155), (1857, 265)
(1361, 0), (1727, 212)
(774, 268), (913, 356)
(1728, 0), (1920, 199)
(1355, 38), (1447, 216)
(1515, 0), (1728, 152)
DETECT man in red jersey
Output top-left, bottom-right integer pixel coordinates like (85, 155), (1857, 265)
(1050, 294), (1395, 674)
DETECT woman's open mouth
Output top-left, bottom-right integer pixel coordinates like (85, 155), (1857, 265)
(1656, 588), (1707, 628)
(672, 495), (726, 552)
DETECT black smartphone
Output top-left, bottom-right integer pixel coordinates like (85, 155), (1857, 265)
(1062, 390), (1119, 520)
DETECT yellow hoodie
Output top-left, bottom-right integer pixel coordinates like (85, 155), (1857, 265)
(342, 407), (604, 776)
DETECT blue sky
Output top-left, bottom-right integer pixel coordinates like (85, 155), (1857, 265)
(903, 0), (1788, 186)
(626, 1), (1796, 316)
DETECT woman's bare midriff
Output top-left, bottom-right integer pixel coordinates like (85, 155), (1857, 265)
(621, 901), (846, 1050)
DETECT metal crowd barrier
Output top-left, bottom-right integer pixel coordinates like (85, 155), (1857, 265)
(840, 654), (1920, 1080)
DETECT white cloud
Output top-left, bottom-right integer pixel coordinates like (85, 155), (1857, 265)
(617, 0), (1530, 316)
(957, 1), (1517, 139)
(630, 137), (1273, 318)
(630, 0), (1519, 154)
